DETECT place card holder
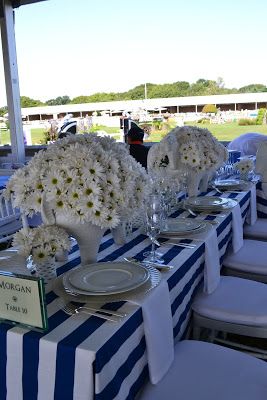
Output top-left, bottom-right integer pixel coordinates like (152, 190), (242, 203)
(0, 271), (48, 332)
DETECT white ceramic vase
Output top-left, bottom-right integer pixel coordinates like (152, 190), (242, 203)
(199, 171), (211, 193)
(111, 220), (132, 245)
(41, 201), (105, 265)
(187, 171), (201, 197)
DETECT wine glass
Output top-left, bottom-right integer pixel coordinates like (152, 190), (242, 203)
(143, 194), (164, 264)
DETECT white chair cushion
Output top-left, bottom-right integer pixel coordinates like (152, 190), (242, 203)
(192, 276), (267, 326)
(139, 340), (267, 400)
(243, 219), (267, 240)
(223, 239), (267, 274)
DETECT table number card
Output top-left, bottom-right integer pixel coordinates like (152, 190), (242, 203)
(0, 271), (48, 331)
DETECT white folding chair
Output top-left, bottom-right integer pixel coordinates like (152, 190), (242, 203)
(139, 340), (267, 400)
(0, 192), (22, 244)
(222, 239), (267, 283)
(243, 218), (267, 241)
(192, 276), (267, 358)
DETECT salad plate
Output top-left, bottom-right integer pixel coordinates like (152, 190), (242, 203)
(185, 196), (230, 210)
(63, 262), (150, 295)
(214, 179), (247, 190)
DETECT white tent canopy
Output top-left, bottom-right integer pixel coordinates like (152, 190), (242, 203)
(0, 0), (47, 163)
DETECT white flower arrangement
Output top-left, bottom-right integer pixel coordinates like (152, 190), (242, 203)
(234, 158), (254, 173)
(148, 125), (228, 173)
(13, 224), (71, 263)
(5, 134), (150, 229)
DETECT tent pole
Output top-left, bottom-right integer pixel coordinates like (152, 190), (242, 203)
(0, 0), (25, 164)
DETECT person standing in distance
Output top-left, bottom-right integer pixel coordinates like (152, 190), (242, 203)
(126, 125), (150, 169)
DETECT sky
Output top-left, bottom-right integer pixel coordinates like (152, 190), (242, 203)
(0, 0), (266, 106)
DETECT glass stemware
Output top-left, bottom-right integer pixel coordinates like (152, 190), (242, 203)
(143, 194), (164, 264)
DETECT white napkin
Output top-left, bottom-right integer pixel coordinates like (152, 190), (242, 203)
(231, 204), (243, 253)
(246, 184), (257, 225)
(130, 279), (174, 384)
(203, 228), (220, 294)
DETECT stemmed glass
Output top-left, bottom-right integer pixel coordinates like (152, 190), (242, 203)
(143, 194), (164, 264)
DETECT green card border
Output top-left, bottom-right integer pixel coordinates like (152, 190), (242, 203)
(0, 271), (48, 332)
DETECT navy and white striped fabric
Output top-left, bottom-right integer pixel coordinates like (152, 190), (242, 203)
(0, 190), (251, 400)
(256, 181), (267, 218)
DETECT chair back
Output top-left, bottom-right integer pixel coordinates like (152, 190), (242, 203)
(0, 193), (22, 243)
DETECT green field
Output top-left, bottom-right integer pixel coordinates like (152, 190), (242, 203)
(147, 122), (267, 143)
(1, 122), (267, 145)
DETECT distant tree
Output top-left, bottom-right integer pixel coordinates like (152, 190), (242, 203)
(0, 106), (7, 116)
(19, 78), (267, 107)
(238, 84), (267, 93)
(46, 96), (71, 105)
(71, 95), (91, 104)
(20, 96), (44, 107)
(202, 104), (218, 114)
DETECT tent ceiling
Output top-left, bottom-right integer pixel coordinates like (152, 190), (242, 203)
(0, 0), (47, 17)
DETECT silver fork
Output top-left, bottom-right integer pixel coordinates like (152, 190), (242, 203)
(62, 302), (125, 322)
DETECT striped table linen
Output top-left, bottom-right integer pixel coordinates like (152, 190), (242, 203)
(0, 190), (251, 400)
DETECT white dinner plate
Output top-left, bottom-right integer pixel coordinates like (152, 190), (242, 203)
(185, 196), (230, 210)
(161, 219), (202, 233)
(161, 221), (207, 236)
(214, 179), (247, 189)
(63, 262), (150, 295)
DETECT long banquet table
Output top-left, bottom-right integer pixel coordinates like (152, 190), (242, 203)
(0, 188), (253, 400)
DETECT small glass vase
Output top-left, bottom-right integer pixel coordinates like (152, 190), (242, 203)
(239, 171), (250, 181)
(31, 256), (57, 284)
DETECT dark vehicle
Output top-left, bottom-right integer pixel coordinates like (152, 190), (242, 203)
(57, 121), (77, 139)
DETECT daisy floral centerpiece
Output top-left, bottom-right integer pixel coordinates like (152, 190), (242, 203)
(13, 225), (70, 263)
(148, 126), (228, 196)
(234, 157), (254, 180)
(13, 224), (71, 282)
(6, 134), (150, 264)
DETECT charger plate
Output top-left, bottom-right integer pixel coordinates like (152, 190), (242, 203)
(185, 196), (233, 211)
(52, 264), (161, 303)
(214, 179), (247, 190)
(63, 262), (150, 295)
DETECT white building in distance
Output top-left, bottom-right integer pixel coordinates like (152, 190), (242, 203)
(21, 92), (267, 121)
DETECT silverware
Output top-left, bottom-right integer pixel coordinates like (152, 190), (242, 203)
(160, 241), (196, 249)
(185, 207), (197, 216)
(212, 186), (223, 194)
(123, 257), (173, 271)
(62, 302), (123, 322)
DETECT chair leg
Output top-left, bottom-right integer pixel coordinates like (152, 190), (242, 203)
(207, 329), (218, 343)
(192, 325), (201, 340)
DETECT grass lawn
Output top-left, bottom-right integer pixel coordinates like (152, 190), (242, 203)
(0, 128), (46, 145)
(185, 122), (267, 142)
(0, 122), (266, 146)
(147, 122), (267, 143)
(0, 126), (121, 146)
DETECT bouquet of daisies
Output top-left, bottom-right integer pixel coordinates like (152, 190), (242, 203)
(13, 224), (71, 263)
(234, 158), (254, 173)
(5, 134), (150, 229)
(148, 125), (228, 173)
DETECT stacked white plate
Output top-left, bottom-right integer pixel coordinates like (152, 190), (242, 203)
(184, 196), (235, 212)
(161, 218), (206, 236)
(62, 262), (150, 296)
(214, 179), (247, 190)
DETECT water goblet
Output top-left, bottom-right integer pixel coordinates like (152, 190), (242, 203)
(143, 194), (164, 264)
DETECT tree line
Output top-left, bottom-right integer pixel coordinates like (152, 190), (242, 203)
(1, 78), (267, 114)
